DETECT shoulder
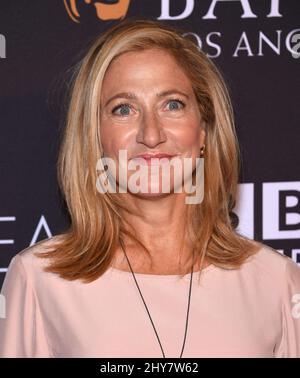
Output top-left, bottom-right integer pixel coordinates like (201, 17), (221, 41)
(12, 235), (64, 278)
(1, 235), (66, 300)
(247, 242), (289, 270)
(246, 243), (300, 357)
(241, 241), (300, 288)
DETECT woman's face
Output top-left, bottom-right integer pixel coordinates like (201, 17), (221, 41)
(99, 48), (206, 197)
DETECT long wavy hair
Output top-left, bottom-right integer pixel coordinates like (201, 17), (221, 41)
(35, 17), (262, 283)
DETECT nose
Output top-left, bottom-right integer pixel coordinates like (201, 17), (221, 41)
(136, 111), (167, 148)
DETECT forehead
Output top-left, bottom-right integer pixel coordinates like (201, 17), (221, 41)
(101, 48), (193, 94)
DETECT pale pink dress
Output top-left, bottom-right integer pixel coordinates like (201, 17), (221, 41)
(0, 236), (300, 358)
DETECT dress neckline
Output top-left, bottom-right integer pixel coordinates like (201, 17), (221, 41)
(109, 263), (216, 280)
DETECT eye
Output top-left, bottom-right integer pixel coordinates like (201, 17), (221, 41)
(111, 103), (132, 117)
(166, 99), (186, 111)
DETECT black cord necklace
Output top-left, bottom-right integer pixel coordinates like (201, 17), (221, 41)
(119, 241), (194, 358)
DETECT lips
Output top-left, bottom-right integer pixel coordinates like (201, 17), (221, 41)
(131, 153), (178, 166)
(134, 153), (176, 160)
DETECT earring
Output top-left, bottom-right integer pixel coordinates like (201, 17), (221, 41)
(200, 144), (206, 158)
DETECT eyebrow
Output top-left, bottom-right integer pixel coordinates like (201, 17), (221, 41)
(104, 89), (190, 107)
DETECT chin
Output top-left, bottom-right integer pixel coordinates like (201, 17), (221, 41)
(128, 191), (173, 200)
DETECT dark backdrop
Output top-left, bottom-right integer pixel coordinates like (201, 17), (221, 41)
(1, 0), (299, 288)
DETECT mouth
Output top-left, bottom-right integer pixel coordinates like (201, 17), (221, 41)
(130, 153), (179, 166)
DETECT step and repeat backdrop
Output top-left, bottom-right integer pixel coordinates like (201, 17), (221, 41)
(0, 0), (299, 288)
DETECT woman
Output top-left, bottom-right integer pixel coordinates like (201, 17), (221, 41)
(0, 19), (299, 358)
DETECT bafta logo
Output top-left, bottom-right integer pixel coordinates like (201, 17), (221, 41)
(63, 0), (131, 23)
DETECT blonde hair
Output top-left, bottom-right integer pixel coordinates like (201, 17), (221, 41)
(36, 17), (262, 283)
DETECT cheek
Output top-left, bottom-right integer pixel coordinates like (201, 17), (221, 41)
(100, 125), (128, 157)
(174, 122), (201, 150)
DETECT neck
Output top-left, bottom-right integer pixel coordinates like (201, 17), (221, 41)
(113, 192), (201, 274)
